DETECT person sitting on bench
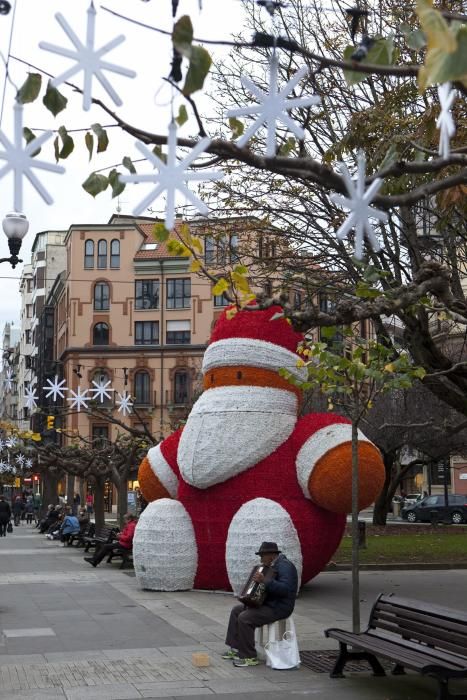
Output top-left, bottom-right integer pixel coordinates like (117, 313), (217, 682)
(84, 513), (137, 567)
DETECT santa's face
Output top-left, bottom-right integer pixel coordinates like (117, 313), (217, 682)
(177, 385), (298, 489)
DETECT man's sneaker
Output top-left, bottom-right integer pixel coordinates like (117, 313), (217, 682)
(221, 649), (239, 660)
(233, 657), (259, 667)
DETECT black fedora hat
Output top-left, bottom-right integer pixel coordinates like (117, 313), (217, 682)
(255, 541), (281, 555)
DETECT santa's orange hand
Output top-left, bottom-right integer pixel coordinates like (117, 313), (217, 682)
(138, 442), (179, 503)
(296, 422), (384, 513)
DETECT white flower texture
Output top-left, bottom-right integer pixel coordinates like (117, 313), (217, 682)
(43, 375), (68, 401)
(436, 82), (456, 159)
(3, 367), (14, 392)
(330, 152), (388, 260)
(116, 391), (133, 416)
(0, 103), (64, 211)
(227, 53), (321, 157)
(24, 387), (39, 411)
(67, 386), (90, 412)
(119, 121), (223, 230)
(91, 378), (114, 403)
(39, 3), (136, 111)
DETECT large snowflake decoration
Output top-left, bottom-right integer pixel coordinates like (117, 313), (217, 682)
(15, 453), (25, 467)
(39, 3), (136, 111)
(119, 121), (223, 230)
(116, 391), (133, 417)
(0, 461), (7, 473)
(3, 367), (14, 392)
(91, 378), (114, 404)
(330, 153), (388, 260)
(67, 386), (90, 412)
(0, 103), (64, 211)
(24, 387), (39, 411)
(43, 375), (68, 402)
(25, 457), (33, 469)
(227, 53), (321, 157)
(436, 82), (456, 159)
(6, 435), (18, 448)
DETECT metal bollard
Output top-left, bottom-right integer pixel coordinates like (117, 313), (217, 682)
(358, 520), (367, 549)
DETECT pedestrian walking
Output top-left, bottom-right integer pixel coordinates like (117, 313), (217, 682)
(12, 496), (24, 526)
(72, 493), (81, 515)
(85, 492), (94, 514)
(0, 495), (12, 537)
(25, 496), (34, 524)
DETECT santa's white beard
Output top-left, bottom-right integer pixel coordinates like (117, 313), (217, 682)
(177, 385), (298, 489)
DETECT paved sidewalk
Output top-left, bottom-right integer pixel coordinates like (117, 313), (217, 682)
(1, 524), (467, 699)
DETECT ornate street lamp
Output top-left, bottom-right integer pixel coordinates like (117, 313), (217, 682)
(1, 212), (29, 268)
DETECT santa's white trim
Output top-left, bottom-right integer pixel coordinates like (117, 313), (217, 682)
(296, 423), (372, 499)
(202, 338), (307, 382)
(147, 444), (178, 498)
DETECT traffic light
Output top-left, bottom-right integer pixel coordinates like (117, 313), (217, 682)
(46, 415), (55, 430)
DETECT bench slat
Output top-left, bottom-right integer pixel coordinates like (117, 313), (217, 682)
(376, 595), (467, 625)
(326, 629), (467, 672)
(371, 618), (467, 658)
(374, 604), (467, 638)
(373, 610), (467, 651)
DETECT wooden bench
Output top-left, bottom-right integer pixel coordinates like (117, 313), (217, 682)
(325, 593), (467, 700)
(83, 526), (117, 552)
(68, 522), (95, 548)
(106, 547), (133, 569)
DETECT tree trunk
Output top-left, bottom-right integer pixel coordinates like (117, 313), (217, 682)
(117, 475), (128, 529)
(351, 416), (360, 634)
(41, 471), (60, 517)
(93, 476), (106, 531)
(66, 473), (75, 509)
(372, 451), (396, 526)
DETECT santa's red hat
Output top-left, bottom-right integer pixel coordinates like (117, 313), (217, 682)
(202, 305), (307, 382)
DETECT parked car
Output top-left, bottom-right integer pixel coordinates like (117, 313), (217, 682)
(403, 493), (423, 507)
(401, 494), (467, 524)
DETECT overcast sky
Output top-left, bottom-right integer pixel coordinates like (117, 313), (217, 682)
(0, 0), (247, 328)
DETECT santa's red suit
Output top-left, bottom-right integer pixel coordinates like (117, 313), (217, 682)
(136, 307), (384, 592)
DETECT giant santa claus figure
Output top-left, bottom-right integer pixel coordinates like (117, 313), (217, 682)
(135, 306), (384, 592)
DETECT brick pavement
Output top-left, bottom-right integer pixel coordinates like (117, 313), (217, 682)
(1, 523), (467, 699)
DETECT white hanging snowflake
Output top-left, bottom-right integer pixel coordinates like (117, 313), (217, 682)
(0, 103), (65, 211)
(15, 453), (25, 466)
(39, 2), (136, 111)
(25, 457), (33, 469)
(227, 53), (321, 157)
(3, 367), (14, 392)
(67, 386), (90, 412)
(436, 82), (456, 159)
(0, 439), (5, 452)
(330, 152), (388, 260)
(91, 378), (114, 403)
(6, 436), (18, 448)
(119, 121), (223, 230)
(43, 375), (68, 401)
(116, 391), (133, 417)
(0, 461), (7, 473)
(24, 386), (39, 411)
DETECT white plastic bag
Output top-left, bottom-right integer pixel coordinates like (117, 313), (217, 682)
(264, 618), (300, 670)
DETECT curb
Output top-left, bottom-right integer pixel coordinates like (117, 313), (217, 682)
(325, 562), (467, 571)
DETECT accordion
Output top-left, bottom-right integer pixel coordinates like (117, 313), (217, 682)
(238, 565), (275, 608)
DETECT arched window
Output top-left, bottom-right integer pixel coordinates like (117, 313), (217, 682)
(94, 282), (110, 311)
(93, 322), (109, 345)
(84, 240), (94, 269)
(174, 371), (189, 405)
(97, 239), (107, 269)
(92, 369), (112, 405)
(134, 371), (150, 405)
(110, 239), (120, 268)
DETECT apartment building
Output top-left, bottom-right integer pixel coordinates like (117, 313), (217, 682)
(0, 322), (21, 423)
(17, 265), (34, 430)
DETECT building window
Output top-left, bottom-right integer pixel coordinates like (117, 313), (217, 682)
(134, 371), (151, 404)
(135, 321), (159, 345)
(204, 234), (238, 265)
(166, 320), (190, 344)
(293, 291), (302, 310)
(110, 239), (120, 268)
(25, 329), (31, 344)
(205, 235), (215, 264)
(93, 322), (109, 345)
(174, 371), (189, 405)
(230, 234), (239, 263)
(166, 278), (191, 309)
(92, 424), (109, 448)
(26, 304), (32, 318)
(214, 292), (229, 307)
(97, 239), (107, 269)
(84, 240), (94, 269)
(135, 280), (159, 310)
(94, 282), (110, 311)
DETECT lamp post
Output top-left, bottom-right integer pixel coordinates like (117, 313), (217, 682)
(1, 212), (29, 268)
